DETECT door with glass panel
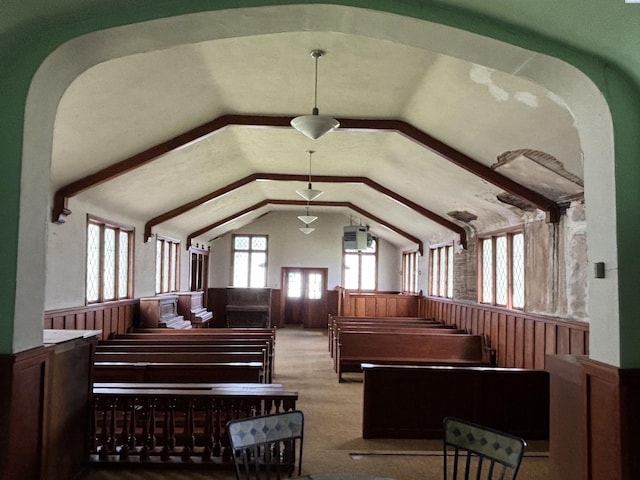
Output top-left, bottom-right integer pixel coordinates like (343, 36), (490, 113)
(281, 268), (328, 328)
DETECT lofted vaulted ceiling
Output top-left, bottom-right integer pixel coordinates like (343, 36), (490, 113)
(49, 6), (585, 251)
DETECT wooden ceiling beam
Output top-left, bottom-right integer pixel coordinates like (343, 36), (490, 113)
(52, 113), (560, 228)
(186, 199), (424, 255)
(143, 172), (466, 247)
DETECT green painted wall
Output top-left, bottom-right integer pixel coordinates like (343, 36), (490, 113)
(2, 1), (640, 365)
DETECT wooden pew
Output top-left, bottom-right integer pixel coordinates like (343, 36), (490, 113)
(329, 317), (458, 359)
(361, 363), (549, 440)
(94, 344), (272, 383)
(93, 360), (265, 383)
(332, 325), (466, 372)
(327, 315), (443, 352)
(109, 328), (276, 380)
(336, 331), (494, 382)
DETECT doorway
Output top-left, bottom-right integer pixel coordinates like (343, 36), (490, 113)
(281, 267), (328, 328)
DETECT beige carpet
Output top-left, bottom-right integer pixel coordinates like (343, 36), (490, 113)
(81, 326), (550, 480)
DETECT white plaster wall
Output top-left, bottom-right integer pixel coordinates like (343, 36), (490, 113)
(45, 197), (193, 310)
(208, 211), (402, 291)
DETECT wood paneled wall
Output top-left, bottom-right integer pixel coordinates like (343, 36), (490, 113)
(423, 297), (589, 369)
(44, 299), (138, 339)
(338, 289), (421, 317)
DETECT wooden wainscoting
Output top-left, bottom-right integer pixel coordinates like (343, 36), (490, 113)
(422, 297), (589, 369)
(44, 299), (138, 339)
(338, 289), (421, 317)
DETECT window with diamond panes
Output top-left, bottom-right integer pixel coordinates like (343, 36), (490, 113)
(429, 244), (453, 298)
(86, 217), (133, 304)
(232, 235), (268, 288)
(481, 239), (493, 303)
(156, 236), (180, 294)
(343, 238), (377, 290)
(479, 230), (525, 309)
(512, 233), (525, 308)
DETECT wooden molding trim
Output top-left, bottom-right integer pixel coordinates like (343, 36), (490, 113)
(187, 199), (424, 255)
(52, 114), (559, 226)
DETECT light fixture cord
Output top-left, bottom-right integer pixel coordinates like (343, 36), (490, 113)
(308, 151), (313, 188)
(313, 53), (319, 113)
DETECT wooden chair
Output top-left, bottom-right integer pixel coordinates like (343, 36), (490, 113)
(227, 410), (304, 480)
(443, 417), (527, 480)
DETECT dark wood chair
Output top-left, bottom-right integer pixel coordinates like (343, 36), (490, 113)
(227, 410), (304, 480)
(443, 417), (527, 480)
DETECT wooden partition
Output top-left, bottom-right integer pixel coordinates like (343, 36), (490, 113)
(338, 289), (421, 318)
(546, 355), (640, 480)
(423, 297), (589, 369)
(362, 363), (549, 440)
(44, 299), (138, 339)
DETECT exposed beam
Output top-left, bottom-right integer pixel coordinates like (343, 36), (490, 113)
(52, 114), (560, 225)
(337, 119), (561, 222)
(143, 173), (467, 247)
(186, 199), (424, 255)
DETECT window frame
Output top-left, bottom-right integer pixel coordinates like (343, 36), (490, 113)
(231, 234), (269, 288)
(85, 215), (134, 304)
(402, 250), (420, 294)
(342, 237), (378, 291)
(477, 227), (525, 310)
(428, 242), (453, 298)
(155, 235), (180, 294)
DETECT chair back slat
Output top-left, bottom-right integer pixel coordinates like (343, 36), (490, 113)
(443, 417), (526, 480)
(227, 410), (304, 480)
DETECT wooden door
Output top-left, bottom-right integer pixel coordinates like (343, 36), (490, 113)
(281, 268), (328, 328)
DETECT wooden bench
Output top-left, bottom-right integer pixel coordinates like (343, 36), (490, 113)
(336, 331), (494, 382)
(93, 361), (265, 383)
(329, 319), (459, 359)
(361, 363), (549, 440)
(332, 325), (467, 372)
(327, 315), (443, 353)
(108, 329), (276, 380)
(93, 351), (267, 381)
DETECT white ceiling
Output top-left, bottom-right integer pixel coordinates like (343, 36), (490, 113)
(50, 6), (585, 251)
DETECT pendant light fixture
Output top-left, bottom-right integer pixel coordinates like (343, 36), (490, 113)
(298, 205), (318, 225)
(290, 49), (340, 140)
(299, 224), (315, 235)
(296, 150), (323, 201)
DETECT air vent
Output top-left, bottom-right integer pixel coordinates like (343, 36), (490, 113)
(343, 225), (369, 250)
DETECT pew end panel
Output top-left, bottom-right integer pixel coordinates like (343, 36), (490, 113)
(361, 363), (549, 440)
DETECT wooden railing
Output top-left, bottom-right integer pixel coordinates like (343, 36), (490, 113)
(44, 299), (138, 339)
(422, 297), (589, 369)
(91, 383), (298, 465)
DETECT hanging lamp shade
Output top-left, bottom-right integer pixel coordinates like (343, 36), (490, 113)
(296, 184), (324, 201)
(291, 110), (340, 140)
(298, 205), (318, 224)
(291, 50), (339, 140)
(296, 150), (323, 201)
(299, 225), (315, 235)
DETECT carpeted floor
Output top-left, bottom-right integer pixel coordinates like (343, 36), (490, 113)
(81, 326), (550, 480)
